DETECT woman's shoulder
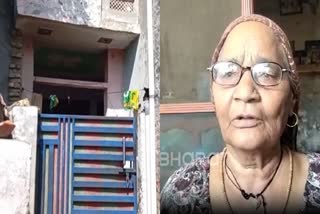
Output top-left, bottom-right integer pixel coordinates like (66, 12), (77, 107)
(305, 152), (320, 181)
(304, 152), (320, 210)
(160, 156), (214, 214)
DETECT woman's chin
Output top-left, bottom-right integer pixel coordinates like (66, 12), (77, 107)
(226, 133), (268, 151)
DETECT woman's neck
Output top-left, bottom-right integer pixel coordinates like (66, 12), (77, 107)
(225, 144), (282, 180)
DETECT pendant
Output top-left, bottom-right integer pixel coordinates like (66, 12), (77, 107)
(256, 196), (262, 210)
(240, 189), (255, 200)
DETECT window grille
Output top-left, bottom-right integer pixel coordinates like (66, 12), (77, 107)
(109, 0), (135, 13)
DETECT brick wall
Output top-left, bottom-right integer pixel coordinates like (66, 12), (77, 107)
(8, 30), (23, 105)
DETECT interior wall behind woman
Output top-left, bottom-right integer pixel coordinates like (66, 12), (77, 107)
(255, 0), (320, 153)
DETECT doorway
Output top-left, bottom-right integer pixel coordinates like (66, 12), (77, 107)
(33, 47), (106, 116)
(33, 83), (104, 115)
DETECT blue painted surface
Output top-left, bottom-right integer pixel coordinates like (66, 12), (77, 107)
(73, 126), (134, 134)
(57, 117), (62, 214)
(73, 181), (132, 188)
(73, 195), (135, 203)
(61, 116), (67, 214)
(39, 125), (60, 132)
(38, 139), (59, 145)
(68, 117), (74, 214)
(37, 114), (137, 214)
(73, 167), (126, 174)
(74, 140), (134, 148)
(39, 144), (46, 213)
(40, 113), (134, 121)
(73, 210), (135, 214)
(48, 145), (54, 214)
(73, 154), (135, 161)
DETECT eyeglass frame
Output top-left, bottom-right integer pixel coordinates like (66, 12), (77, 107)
(207, 61), (291, 87)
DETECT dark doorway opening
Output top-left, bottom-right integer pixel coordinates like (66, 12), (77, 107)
(34, 83), (104, 116)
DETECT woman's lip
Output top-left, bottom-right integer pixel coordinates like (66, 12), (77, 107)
(232, 118), (262, 128)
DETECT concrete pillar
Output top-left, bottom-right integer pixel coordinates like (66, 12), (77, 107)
(0, 139), (32, 213)
(0, 106), (38, 214)
(21, 37), (34, 101)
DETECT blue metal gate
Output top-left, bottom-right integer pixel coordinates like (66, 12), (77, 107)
(36, 114), (137, 214)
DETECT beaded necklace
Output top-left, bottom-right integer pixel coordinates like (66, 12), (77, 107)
(221, 147), (293, 214)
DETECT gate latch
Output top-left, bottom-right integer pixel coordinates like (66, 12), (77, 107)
(125, 172), (132, 188)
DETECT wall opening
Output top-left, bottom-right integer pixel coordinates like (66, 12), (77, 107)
(33, 47), (106, 116)
(33, 83), (104, 115)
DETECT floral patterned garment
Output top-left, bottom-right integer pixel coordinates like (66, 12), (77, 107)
(160, 153), (320, 214)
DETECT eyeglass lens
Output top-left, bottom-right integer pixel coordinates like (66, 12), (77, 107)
(212, 62), (283, 86)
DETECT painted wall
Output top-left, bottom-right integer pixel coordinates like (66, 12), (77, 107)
(160, 0), (241, 103)
(123, 39), (148, 93)
(0, 0), (14, 101)
(105, 49), (129, 117)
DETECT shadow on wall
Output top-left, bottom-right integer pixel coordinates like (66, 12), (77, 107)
(124, 36), (139, 91)
(0, 0), (15, 101)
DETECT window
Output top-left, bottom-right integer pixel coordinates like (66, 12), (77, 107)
(161, 0), (241, 105)
(160, 0), (243, 189)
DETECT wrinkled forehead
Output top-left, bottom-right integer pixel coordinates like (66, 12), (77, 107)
(218, 21), (285, 66)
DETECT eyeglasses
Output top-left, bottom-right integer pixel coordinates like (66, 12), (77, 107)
(208, 61), (290, 87)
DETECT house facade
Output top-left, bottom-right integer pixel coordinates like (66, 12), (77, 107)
(12, 0), (140, 116)
(0, 0), (159, 213)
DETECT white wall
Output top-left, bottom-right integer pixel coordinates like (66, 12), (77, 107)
(0, 139), (32, 214)
(0, 107), (38, 214)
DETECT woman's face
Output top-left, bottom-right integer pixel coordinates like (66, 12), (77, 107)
(212, 22), (294, 151)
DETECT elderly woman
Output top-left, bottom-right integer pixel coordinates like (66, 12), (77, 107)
(160, 14), (320, 214)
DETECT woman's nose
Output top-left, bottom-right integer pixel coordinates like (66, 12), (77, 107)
(233, 70), (260, 103)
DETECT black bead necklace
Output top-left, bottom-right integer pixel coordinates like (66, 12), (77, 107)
(225, 148), (283, 214)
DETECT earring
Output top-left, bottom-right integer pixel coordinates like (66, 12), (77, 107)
(286, 112), (299, 128)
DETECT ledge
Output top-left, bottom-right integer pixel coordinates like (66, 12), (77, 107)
(34, 76), (108, 90)
(297, 64), (320, 73)
(160, 102), (215, 114)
